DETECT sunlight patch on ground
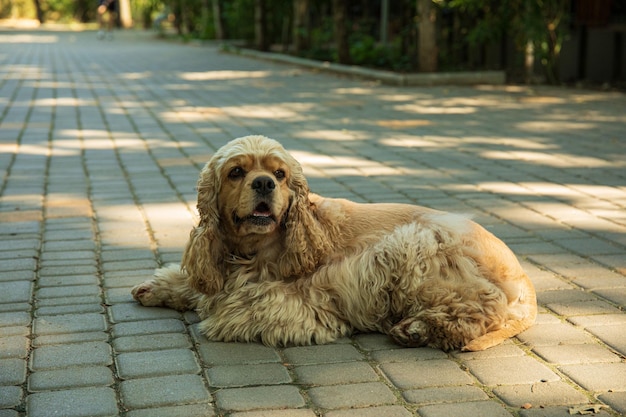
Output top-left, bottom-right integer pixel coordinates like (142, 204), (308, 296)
(516, 121), (595, 132)
(332, 87), (377, 95)
(394, 103), (477, 115)
(518, 96), (566, 104)
(178, 70), (271, 81)
(295, 129), (368, 141)
(480, 150), (615, 168)
(0, 65), (50, 80)
(379, 136), (440, 148)
(160, 107), (225, 122)
(223, 104), (312, 120)
(121, 72), (153, 80)
(3, 131), (200, 156)
(46, 193), (93, 218)
(6, 144), (50, 156)
(290, 150), (420, 178)
(478, 182), (626, 210)
(0, 34), (58, 43)
(376, 120), (433, 129)
(33, 97), (93, 107)
(378, 94), (428, 102)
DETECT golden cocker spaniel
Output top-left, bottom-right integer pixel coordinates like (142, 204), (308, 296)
(132, 135), (536, 351)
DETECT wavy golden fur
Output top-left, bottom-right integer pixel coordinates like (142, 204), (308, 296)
(132, 135), (536, 351)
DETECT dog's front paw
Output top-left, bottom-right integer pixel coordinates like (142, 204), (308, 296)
(389, 318), (430, 347)
(131, 281), (163, 307)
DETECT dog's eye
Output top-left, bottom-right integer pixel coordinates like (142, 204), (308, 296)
(228, 167), (245, 179)
(274, 169), (286, 180)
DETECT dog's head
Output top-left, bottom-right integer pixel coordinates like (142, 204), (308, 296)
(182, 136), (327, 295)
(210, 136), (303, 243)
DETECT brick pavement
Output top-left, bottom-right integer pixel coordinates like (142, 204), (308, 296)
(1, 28), (625, 417)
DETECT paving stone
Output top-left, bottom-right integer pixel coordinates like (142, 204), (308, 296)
(568, 314), (626, 327)
(598, 391), (626, 415)
(35, 303), (104, 316)
(126, 403), (215, 417)
(516, 323), (596, 346)
(102, 259), (158, 272)
(352, 333), (399, 350)
(120, 374), (210, 409)
(28, 366), (114, 391)
(0, 302), (30, 313)
(108, 302), (182, 323)
(0, 358), (27, 385)
(283, 344), (364, 365)
(536, 289), (597, 305)
(0, 386), (22, 408)
(417, 401), (513, 417)
(37, 265), (98, 278)
(0, 409), (19, 417)
(532, 343), (622, 364)
(30, 341), (113, 370)
(0, 311), (31, 327)
(370, 347), (447, 363)
(584, 324), (626, 356)
(113, 332), (191, 352)
(0, 334), (29, 359)
(214, 385), (305, 411)
(593, 288), (626, 307)
(33, 313), (107, 335)
(207, 363), (291, 387)
(307, 382), (396, 409)
(325, 405), (414, 417)
(111, 318), (186, 337)
(40, 250), (95, 262)
(519, 406), (613, 417)
(116, 348), (201, 379)
(0, 281), (32, 303)
(452, 343), (526, 361)
(36, 284), (101, 299)
(35, 295), (102, 307)
(0, 270), (34, 282)
(293, 361), (379, 385)
(197, 341), (281, 365)
(230, 410), (316, 417)
(559, 363), (626, 391)
(37, 274), (99, 287)
(380, 359), (473, 389)
(33, 331), (109, 346)
(493, 381), (588, 407)
(403, 385), (488, 405)
(465, 356), (560, 386)
(26, 387), (118, 417)
(546, 300), (622, 317)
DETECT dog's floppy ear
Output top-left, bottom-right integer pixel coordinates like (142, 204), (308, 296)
(278, 158), (335, 277)
(181, 158), (225, 296)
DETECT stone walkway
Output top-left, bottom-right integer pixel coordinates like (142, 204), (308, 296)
(0, 28), (625, 417)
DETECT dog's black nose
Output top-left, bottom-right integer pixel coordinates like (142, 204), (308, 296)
(251, 176), (275, 196)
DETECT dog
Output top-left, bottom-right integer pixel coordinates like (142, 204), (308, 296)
(131, 135), (536, 351)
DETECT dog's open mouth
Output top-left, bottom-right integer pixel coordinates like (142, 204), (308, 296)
(235, 202), (276, 226)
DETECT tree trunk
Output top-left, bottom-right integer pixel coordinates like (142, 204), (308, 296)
(212, 0), (227, 39)
(416, 0), (437, 72)
(255, 0), (269, 51)
(293, 0), (310, 53)
(33, 0), (45, 23)
(118, 0), (133, 28)
(332, 0), (350, 64)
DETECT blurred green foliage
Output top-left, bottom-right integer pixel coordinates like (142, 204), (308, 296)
(3, 0), (575, 82)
